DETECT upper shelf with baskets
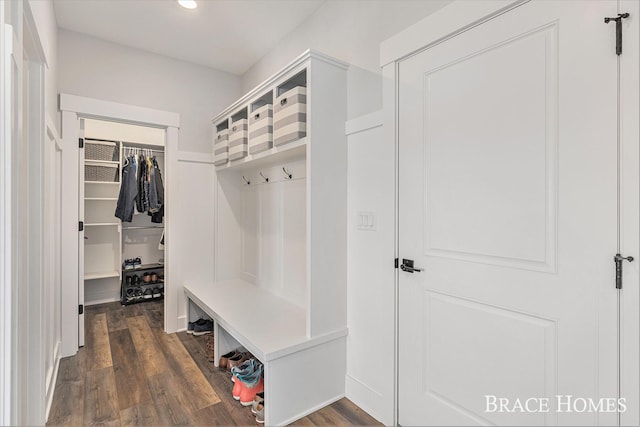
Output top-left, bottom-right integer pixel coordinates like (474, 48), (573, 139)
(84, 139), (120, 183)
(212, 50), (347, 172)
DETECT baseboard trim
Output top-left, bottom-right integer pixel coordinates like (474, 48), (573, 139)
(45, 341), (62, 421)
(176, 314), (187, 332)
(345, 374), (390, 425)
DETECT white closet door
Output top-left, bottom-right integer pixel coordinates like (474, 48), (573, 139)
(398, 1), (619, 425)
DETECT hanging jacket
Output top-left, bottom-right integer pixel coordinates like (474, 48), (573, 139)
(135, 154), (145, 213)
(149, 158), (165, 223)
(114, 156), (138, 222)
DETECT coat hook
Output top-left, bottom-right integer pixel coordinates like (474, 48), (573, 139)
(260, 172), (269, 183)
(243, 175), (251, 185)
(282, 167), (292, 180)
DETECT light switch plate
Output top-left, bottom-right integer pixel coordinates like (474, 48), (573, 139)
(356, 212), (376, 231)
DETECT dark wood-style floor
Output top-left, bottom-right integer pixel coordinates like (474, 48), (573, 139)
(47, 300), (381, 426)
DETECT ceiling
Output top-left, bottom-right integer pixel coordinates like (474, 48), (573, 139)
(53, 0), (325, 75)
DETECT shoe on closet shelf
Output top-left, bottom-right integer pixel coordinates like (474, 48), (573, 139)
(206, 336), (215, 363)
(231, 358), (256, 383)
(228, 352), (250, 371)
(187, 318), (208, 335)
(192, 319), (213, 336)
(150, 272), (158, 283)
(240, 377), (265, 407)
(254, 403), (264, 424)
(143, 288), (153, 299)
(251, 392), (264, 415)
(133, 257), (142, 268)
(232, 376), (245, 400)
(152, 287), (162, 298)
(123, 259), (134, 270)
(143, 272), (151, 283)
(219, 350), (241, 369)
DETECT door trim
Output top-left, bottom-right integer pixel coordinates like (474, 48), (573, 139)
(59, 94), (180, 358)
(619, 1), (640, 424)
(380, 0), (528, 67)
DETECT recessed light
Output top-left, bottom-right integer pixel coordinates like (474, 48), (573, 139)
(178, 0), (197, 9)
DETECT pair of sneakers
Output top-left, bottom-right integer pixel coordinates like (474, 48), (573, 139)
(251, 392), (265, 424)
(123, 257), (142, 270)
(186, 318), (213, 336)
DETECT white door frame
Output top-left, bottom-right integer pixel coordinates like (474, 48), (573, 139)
(0, 8), (14, 426)
(381, 0), (640, 425)
(59, 93), (180, 357)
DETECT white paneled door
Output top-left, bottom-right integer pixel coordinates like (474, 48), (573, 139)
(398, 1), (621, 425)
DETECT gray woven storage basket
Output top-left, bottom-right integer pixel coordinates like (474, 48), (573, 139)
(86, 140), (119, 161)
(85, 163), (119, 182)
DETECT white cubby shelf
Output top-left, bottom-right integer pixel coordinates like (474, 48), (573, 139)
(186, 49), (348, 426)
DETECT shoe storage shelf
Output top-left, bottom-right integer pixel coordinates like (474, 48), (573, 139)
(185, 50), (348, 426)
(121, 263), (165, 305)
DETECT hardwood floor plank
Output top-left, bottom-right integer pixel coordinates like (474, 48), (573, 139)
(147, 372), (195, 426)
(119, 402), (163, 426)
(306, 405), (351, 426)
(126, 316), (168, 377)
(109, 329), (153, 410)
(191, 403), (236, 426)
(86, 303), (109, 315)
(330, 398), (381, 426)
(106, 306), (129, 332)
(46, 380), (84, 426)
(84, 367), (121, 426)
(56, 349), (87, 382)
(143, 305), (164, 329)
(176, 332), (215, 376)
(178, 332), (257, 426)
(89, 313), (113, 369)
(123, 303), (145, 318)
(155, 330), (221, 411)
(288, 416), (316, 426)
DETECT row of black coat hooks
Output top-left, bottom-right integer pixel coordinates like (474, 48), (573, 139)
(243, 167), (293, 185)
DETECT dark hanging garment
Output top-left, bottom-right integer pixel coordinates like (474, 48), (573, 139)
(153, 158), (164, 206)
(114, 156), (138, 222)
(149, 157), (165, 223)
(135, 154), (144, 213)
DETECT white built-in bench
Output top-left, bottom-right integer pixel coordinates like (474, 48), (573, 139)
(184, 280), (348, 426)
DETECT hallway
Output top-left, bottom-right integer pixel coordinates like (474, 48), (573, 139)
(46, 301), (379, 426)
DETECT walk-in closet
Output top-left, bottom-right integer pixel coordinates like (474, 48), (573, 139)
(81, 119), (166, 314)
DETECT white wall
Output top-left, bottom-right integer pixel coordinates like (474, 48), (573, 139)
(345, 112), (395, 425)
(58, 29), (241, 153)
(28, 0), (58, 132)
(241, 0), (451, 120)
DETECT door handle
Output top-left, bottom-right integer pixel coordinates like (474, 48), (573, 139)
(400, 258), (423, 273)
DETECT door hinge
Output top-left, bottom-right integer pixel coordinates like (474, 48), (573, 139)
(78, 304), (84, 315)
(79, 221), (84, 231)
(614, 253), (634, 289)
(79, 138), (84, 148)
(604, 13), (630, 55)
(394, 258), (399, 269)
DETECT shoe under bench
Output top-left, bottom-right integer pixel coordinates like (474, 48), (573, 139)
(184, 279), (347, 426)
